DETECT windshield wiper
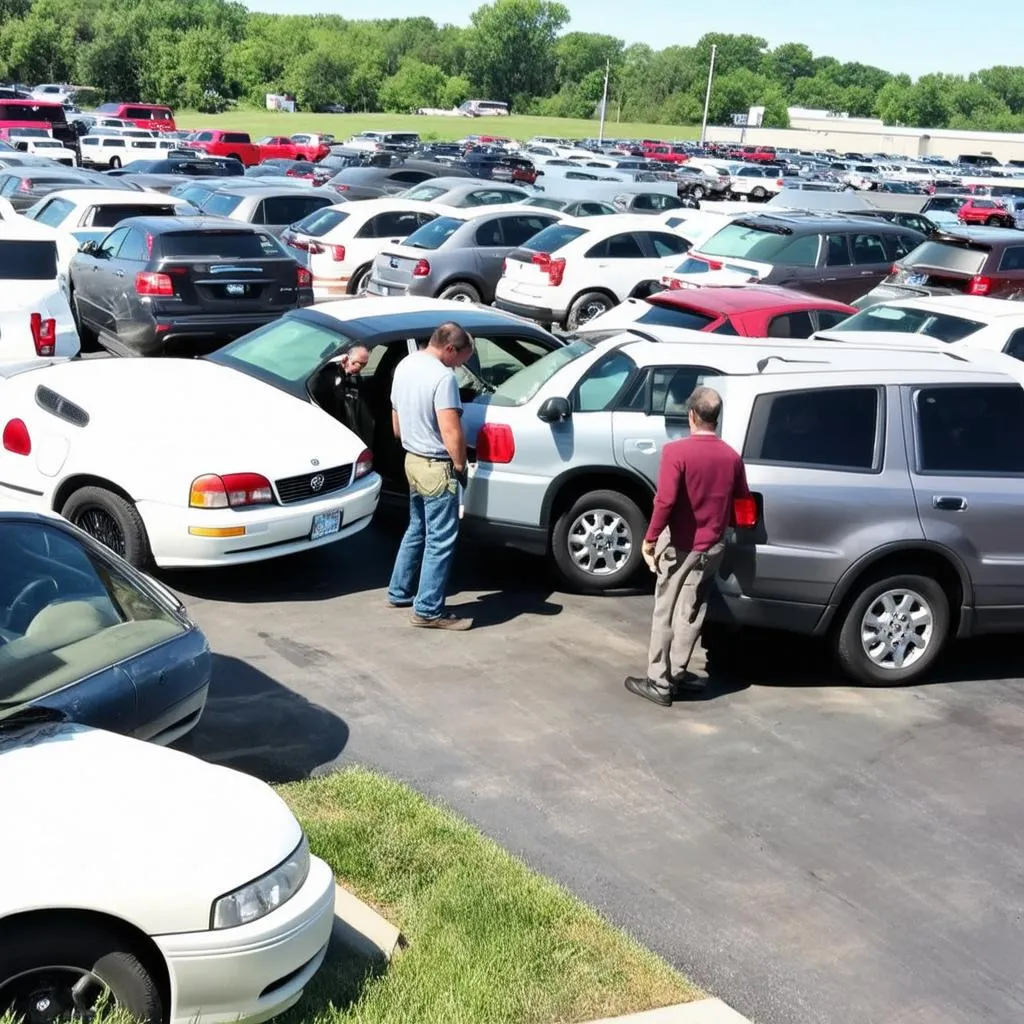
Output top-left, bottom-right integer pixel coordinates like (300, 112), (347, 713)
(0, 703), (68, 730)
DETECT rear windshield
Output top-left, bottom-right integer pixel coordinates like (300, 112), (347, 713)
(489, 340), (595, 407)
(518, 223), (587, 253)
(403, 216), (463, 250)
(0, 239), (57, 279)
(0, 103), (66, 124)
(635, 303), (717, 331)
(698, 223), (820, 267)
(92, 204), (177, 228)
(828, 303), (985, 343)
(157, 231), (281, 258)
(404, 184), (447, 202)
(901, 240), (988, 275)
(292, 208), (349, 237)
(201, 193), (244, 217)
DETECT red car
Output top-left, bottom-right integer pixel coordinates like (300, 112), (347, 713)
(957, 197), (1014, 227)
(641, 284), (856, 338)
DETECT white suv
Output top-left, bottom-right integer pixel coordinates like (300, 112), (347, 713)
(493, 215), (690, 330)
(729, 165), (785, 201)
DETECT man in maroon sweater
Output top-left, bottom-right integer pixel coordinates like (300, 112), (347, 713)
(625, 386), (750, 707)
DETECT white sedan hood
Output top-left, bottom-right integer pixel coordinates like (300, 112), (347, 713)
(27, 358), (364, 502)
(1, 723), (303, 933)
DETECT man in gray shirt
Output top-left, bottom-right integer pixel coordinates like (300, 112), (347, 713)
(386, 322), (476, 630)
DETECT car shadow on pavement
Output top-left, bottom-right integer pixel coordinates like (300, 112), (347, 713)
(173, 654), (349, 783)
(279, 940), (386, 1024)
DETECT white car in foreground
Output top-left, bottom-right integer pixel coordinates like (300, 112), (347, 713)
(0, 221), (79, 361)
(1, 719), (336, 1024)
(0, 350), (382, 568)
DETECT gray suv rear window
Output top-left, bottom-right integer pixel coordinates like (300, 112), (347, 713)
(744, 387), (880, 470)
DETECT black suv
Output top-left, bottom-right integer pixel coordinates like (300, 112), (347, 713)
(68, 217), (313, 357)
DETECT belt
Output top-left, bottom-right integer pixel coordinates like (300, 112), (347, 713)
(407, 452), (452, 463)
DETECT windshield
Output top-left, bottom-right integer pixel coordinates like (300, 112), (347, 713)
(901, 241), (988, 275)
(291, 208), (349, 237)
(200, 193), (244, 217)
(403, 184), (447, 202)
(0, 520), (184, 714)
(698, 223), (820, 267)
(0, 240), (57, 279)
(489, 339), (595, 407)
(828, 303), (985, 342)
(208, 316), (355, 389)
(403, 216), (463, 250)
(517, 223), (586, 253)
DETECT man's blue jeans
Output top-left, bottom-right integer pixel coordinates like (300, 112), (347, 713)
(387, 455), (460, 619)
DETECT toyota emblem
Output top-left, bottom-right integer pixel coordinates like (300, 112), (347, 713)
(310, 474), (325, 492)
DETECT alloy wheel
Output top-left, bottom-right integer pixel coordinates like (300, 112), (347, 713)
(859, 587), (934, 671)
(567, 508), (632, 576)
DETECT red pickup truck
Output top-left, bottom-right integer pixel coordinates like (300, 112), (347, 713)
(258, 135), (331, 162)
(186, 130), (263, 166)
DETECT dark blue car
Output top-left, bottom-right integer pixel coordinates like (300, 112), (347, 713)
(0, 510), (210, 742)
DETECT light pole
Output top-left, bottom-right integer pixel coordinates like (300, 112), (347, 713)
(699, 43), (717, 147)
(598, 59), (610, 144)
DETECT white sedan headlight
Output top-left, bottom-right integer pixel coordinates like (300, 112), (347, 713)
(211, 835), (310, 929)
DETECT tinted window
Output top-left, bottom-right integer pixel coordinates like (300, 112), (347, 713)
(157, 231), (280, 258)
(262, 195), (329, 224)
(500, 215), (555, 247)
(825, 234), (851, 266)
(851, 233), (888, 265)
(33, 198), (75, 227)
(587, 233), (644, 259)
(745, 387), (880, 470)
(891, 234), (919, 259)
(292, 208), (349, 237)
(700, 223), (819, 267)
(0, 103), (65, 124)
(766, 311), (814, 338)
(575, 351), (636, 411)
(815, 309), (852, 330)
(903, 241), (988, 275)
(0, 240), (57, 279)
(222, 133), (250, 144)
(647, 232), (689, 257)
(360, 210), (434, 238)
(1006, 329), (1024, 361)
(998, 246), (1024, 272)
(635, 303), (716, 331)
(201, 193), (244, 217)
(90, 204), (176, 228)
(0, 523), (182, 705)
(915, 385), (1024, 474)
(519, 223), (587, 254)
(403, 216), (463, 250)
(650, 366), (721, 416)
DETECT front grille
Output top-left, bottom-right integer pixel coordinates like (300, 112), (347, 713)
(275, 464), (353, 504)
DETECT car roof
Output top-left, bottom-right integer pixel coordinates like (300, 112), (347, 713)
(647, 284), (854, 316)
(929, 226), (1021, 244)
(210, 184), (315, 197)
(115, 215), (263, 233)
(867, 295), (1024, 319)
(0, 217), (60, 240)
(40, 188), (184, 205)
(728, 211), (907, 232)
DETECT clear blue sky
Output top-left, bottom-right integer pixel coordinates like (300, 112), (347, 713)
(242, 0), (1024, 78)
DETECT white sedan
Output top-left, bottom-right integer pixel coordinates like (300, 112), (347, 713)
(0, 352), (382, 568)
(1, 719), (336, 1024)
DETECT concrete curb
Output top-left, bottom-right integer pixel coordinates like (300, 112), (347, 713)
(331, 883), (403, 961)
(585, 998), (753, 1023)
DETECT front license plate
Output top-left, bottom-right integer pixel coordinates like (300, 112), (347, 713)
(310, 510), (342, 541)
(905, 273), (928, 286)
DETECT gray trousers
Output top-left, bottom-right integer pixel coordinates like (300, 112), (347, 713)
(646, 538), (725, 688)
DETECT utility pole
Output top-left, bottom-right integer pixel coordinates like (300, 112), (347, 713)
(598, 59), (610, 143)
(700, 43), (717, 148)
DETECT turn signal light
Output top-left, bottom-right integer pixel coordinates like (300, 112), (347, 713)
(475, 423), (515, 464)
(189, 472), (274, 509)
(30, 312), (56, 357)
(354, 448), (373, 479)
(2, 418), (31, 456)
(412, 258), (430, 277)
(732, 496), (758, 529)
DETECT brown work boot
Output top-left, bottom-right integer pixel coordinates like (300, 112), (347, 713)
(410, 612), (473, 631)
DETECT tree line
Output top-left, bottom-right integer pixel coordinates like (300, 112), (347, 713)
(3, 0), (1024, 132)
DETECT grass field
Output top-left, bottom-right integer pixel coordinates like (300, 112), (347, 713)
(176, 109), (700, 145)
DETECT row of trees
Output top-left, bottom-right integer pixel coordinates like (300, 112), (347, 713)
(3, 0), (1024, 132)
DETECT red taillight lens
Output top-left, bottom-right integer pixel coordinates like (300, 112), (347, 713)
(662, 276), (683, 289)
(531, 252), (566, 286)
(412, 258), (430, 277)
(189, 472), (274, 509)
(19, 179), (32, 193)
(475, 423), (515, 464)
(501, 258), (507, 276)
(297, 265), (313, 288)
(30, 312), (56, 357)
(332, 184), (349, 193)
(732, 496), (758, 528)
(890, 263), (900, 276)
(329, 244), (346, 262)
(968, 275), (994, 295)
(135, 271), (174, 296)
(2, 418), (31, 456)
(354, 448), (373, 479)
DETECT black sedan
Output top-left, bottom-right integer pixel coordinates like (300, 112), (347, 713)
(0, 510), (210, 745)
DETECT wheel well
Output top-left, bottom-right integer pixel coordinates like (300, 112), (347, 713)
(568, 286), (619, 311)
(544, 469), (654, 530)
(345, 262), (372, 294)
(53, 474), (135, 513)
(0, 908), (171, 1023)
(435, 277), (486, 298)
(829, 548), (966, 636)
(227, 153), (241, 162)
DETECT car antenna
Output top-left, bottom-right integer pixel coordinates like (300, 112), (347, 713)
(756, 355), (831, 373)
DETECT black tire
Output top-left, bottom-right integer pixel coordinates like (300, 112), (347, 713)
(551, 489), (646, 592)
(751, 186), (767, 200)
(0, 923), (162, 1024)
(437, 281), (481, 303)
(986, 216), (1001, 226)
(71, 291), (100, 354)
(566, 291), (615, 330)
(835, 571), (950, 686)
(61, 486), (151, 567)
(691, 185), (705, 200)
(349, 264), (372, 295)
(109, 156), (121, 170)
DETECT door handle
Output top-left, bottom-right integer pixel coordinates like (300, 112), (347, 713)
(626, 439), (657, 454)
(932, 495), (967, 511)
(860, 270), (877, 275)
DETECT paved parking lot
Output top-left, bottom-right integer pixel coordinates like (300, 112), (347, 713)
(167, 520), (1024, 1024)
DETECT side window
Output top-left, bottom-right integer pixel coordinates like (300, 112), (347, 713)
(776, 234), (820, 266)
(34, 198), (74, 228)
(851, 233), (888, 265)
(998, 246), (1024, 272)
(361, 211), (429, 238)
(116, 229), (148, 262)
(389, 170), (430, 184)
(500, 216), (553, 247)
(814, 309), (852, 330)
(825, 234), (851, 267)
(474, 219), (504, 246)
(744, 387), (881, 471)
(647, 232), (689, 258)
(632, 193), (656, 210)
(889, 233), (919, 260)
(650, 366), (720, 417)
(766, 311), (814, 338)
(98, 227), (130, 259)
(464, 189), (511, 206)
(574, 352), (635, 412)
(1004, 328), (1024, 361)
(260, 196), (308, 224)
(461, 335), (552, 389)
(915, 385), (1024, 474)
(196, 131), (214, 142)
(592, 233), (645, 259)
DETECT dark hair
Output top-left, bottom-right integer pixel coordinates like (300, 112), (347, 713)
(687, 385), (722, 427)
(429, 321), (474, 352)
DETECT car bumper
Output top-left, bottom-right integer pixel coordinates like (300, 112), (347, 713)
(365, 276), (430, 298)
(461, 464), (547, 554)
(461, 512), (548, 555)
(137, 474), (383, 568)
(156, 854), (336, 1024)
(492, 297), (564, 325)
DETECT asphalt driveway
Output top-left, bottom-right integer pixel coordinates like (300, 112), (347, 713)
(166, 523), (1024, 1024)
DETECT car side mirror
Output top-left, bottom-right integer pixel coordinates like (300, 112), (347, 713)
(537, 396), (571, 423)
(78, 240), (97, 254)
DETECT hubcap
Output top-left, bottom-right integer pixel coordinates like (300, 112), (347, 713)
(449, 292), (472, 302)
(73, 507), (126, 558)
(576, 300), (609, 325)
(859, 588), (933, 670)
(0, 967), (108, 1024)
(567, 508), (632, 576)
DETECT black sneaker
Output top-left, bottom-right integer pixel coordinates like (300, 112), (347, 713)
(410, 612), (473, 631)
(624, 676), (672, 707)
(672, 672), (708, 695)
